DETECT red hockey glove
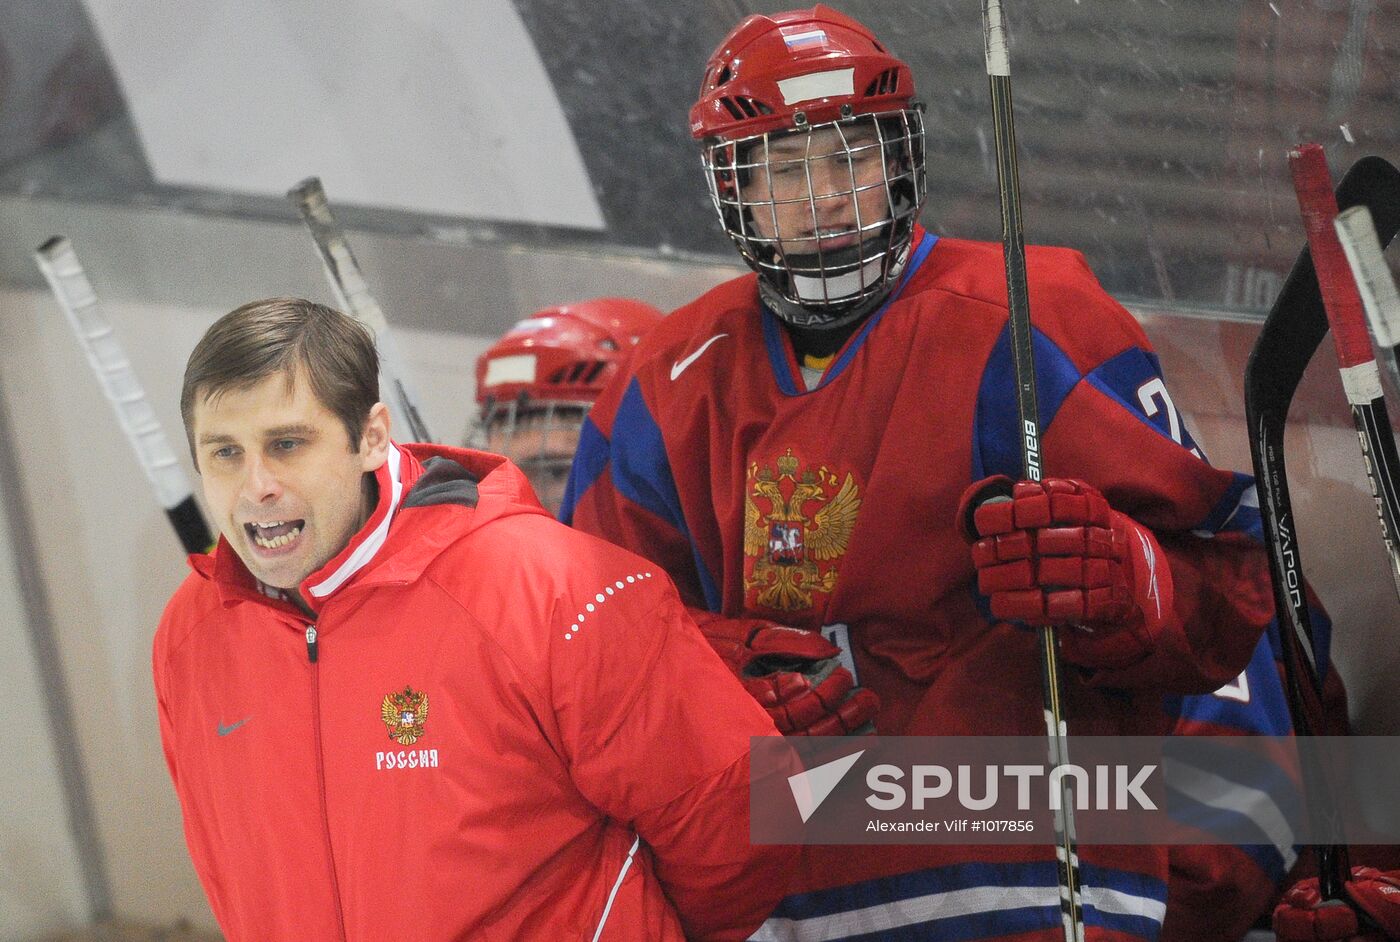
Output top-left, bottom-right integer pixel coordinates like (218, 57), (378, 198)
(1274, 868), (1400, 940)
(707, 621), (879, 736)
(958, 476), (1172, 670)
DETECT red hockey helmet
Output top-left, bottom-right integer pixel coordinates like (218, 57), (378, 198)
(469, 298), (663, 515)
(690, 6), (926, 319)
(473, 297), (663, 408)
(690, 5), (915, 142)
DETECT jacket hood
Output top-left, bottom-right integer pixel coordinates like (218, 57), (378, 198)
(190, 442), (549, 611)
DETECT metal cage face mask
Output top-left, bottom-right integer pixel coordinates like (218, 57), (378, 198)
(466, 398), (591, 515)
(702, 108), (926, 310)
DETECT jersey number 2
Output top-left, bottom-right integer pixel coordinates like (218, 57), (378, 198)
(1137, 378), (1203, 460)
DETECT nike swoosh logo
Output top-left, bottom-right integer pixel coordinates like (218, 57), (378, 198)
(670, 333), (729, 381)
(217, 717), (251, 737)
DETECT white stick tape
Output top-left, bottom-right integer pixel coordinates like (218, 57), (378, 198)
(1336, 205), (1400, 348)
(983, 0), (1011, 77)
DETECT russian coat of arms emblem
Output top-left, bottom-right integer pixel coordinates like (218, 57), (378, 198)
(380, 686), (429, 745)
(743, 449), (860, 612)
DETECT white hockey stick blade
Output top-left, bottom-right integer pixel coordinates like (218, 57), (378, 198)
(34, 236), (195, 511)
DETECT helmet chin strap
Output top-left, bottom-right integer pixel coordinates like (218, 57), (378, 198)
(760, 238), (912, 330)
(789, 253), (887, 304)
(760, 268), (891, 330)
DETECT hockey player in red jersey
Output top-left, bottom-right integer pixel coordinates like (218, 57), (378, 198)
(564, 6), (1285, 939)
(469, 297), (663, 515)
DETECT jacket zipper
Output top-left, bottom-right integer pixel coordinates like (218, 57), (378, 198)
(307, 622), (348, 940)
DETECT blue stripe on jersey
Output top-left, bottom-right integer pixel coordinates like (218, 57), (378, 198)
(762, 310), (801, 396)
(1079, 861), (1171, 940)
(761, 234), (940, 397)
(758, 860), (1165, 941)
(1280, 603), (1334, 693)
(1162, 790), (1295, 885)
(1259, 595), (1333, 686)
(1079, 352), (1267, 541)
(1240, 841), (1291, 887)
(1167, 633), (1293, 735)
(1308, 602), (1334, 681)
(1083, 348), (1208, 460)
(768, 860), (1058, 920)
(560, 416), (611, 524)
(1165, 739), (1305, 828)
(1221, 501), (1264, 539)
(819, 236), (940, 389)
(1194, 473), (1258, 537)
(607, 379), (722, 610)
(973, 326), (1083, 480)
(836, 904), (1061, 942)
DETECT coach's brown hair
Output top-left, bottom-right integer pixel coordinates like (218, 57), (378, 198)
(180, 298), (379, 462)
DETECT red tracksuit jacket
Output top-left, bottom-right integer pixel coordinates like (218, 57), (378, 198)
(154, 442), (793, 940)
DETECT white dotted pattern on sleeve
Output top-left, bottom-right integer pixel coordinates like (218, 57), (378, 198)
(564, 572), (653, 640)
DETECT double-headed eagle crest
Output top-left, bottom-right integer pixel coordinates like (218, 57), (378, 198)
(743, 449), (861, 612)
(380, 686), (429, 746)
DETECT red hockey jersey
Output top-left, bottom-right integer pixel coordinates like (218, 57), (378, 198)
(564, 229), (1277, 940)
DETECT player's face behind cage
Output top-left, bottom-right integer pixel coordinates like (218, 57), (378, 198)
(470, 397), (588, 515)
(702, 110), (926, 308)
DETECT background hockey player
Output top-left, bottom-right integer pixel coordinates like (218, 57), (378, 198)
(469, 297), (662, 516)
(154, 297), (793, 940)
(563, 6), (1290, 939)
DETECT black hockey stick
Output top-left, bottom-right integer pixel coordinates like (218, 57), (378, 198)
(981, 2), (1083, 938)
(1246, 153), (1400, 899)
(288, 177), (435, 443)
(34, 236), (214, 556)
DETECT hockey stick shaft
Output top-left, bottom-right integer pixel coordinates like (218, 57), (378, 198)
(1334, 204), (1400, 600)
(1289, 146), (1400, 605)
(288, 177), (435, 443)
(982, 3), (1083, 939)
(34, 236), (214, 556)
(1250, 155), (1400, 899)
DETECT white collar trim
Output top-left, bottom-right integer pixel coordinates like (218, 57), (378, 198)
(307, 443), (404, 599)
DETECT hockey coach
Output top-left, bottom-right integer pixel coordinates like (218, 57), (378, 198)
(152, 297), (794, 940)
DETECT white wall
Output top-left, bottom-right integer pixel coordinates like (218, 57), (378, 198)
(81, 0), (604, 230)
(0, 381), (91, 939)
